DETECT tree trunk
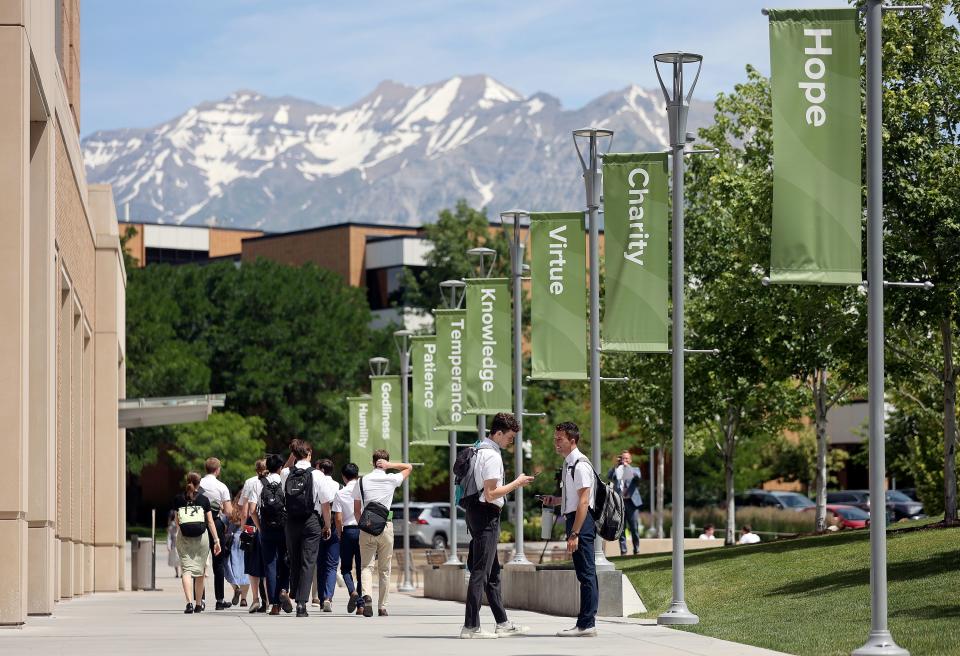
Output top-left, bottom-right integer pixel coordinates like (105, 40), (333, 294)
(723, 404), (739, 546)
(814, 368), (829, 533)
(942, 316), (958, 524)
(656, 445), (665, 539)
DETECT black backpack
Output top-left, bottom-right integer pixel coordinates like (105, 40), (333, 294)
(453, 443), (495, 510)
(567, 457), (625, 542)
(259, 478), (286, 528)
(284, 466), (314, 520)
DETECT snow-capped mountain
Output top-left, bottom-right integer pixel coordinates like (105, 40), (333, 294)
(82, 74), (711, 230)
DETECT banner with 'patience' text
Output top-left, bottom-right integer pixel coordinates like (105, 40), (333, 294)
(411, 335), (444, 445)
(768, 9), (862, 285)
(464, 279), (512, 414)
(369, 375), (402, 460)
(529, 212), (588, 379)
(348, 396), (373, 474)
(601, 152), (670, 352)
(433, 309), (476, 433)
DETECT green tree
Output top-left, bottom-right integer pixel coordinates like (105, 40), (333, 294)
(168, 411), (267, 493)
(764, 428), (850, 496)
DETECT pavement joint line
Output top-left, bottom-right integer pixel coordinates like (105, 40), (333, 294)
(237, 615), (273, 656)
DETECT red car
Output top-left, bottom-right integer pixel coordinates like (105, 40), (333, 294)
(826, 504), (870, 529)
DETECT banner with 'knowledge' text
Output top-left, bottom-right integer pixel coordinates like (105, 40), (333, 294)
(464, 279), (512, 414)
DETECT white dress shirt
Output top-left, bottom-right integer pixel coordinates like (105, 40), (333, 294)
(561, 447), (595, 515)
(281, 461), (335, 514)
(352, 468), (403, 510)
(474, 438), (505, 508)
(334, 479), (359, 526)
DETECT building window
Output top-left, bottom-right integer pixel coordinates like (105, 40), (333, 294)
(367, 266), (423, 310)
(144, 247), (210, 266)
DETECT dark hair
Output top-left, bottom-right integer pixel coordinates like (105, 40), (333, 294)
(290, 438), (311, 460)
(742, 524), (752, 533)
(704, 523), (714, 531)
(317, 458), (334, 476)
(372, 449), (389, 465)
(205, 457), (221, 474)
(490, 412), (520, 436)
(184, 471), (202, 501)
(266, 454), (285, 474)
(342, 463), (359, 480)
(555, 421), (581, 443)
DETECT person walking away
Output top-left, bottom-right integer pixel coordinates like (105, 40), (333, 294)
(352, 449), (411, 617)
(223, 498), (250, 606)
(240, 459), (268, 613)
(167, 510), (180, 578)
(282, 439), (333, 617)
(541, 422), (598, 637)
(459, 412), (533, 639)
(739, 525), (761, 544)
(198, 457), (233, 610)
(251, 454), (293, 615)
(174, 472), (221, 614)
(314, 458), (341, 613)
(607, 450), (643, 556)
(334, 463), (365, 614)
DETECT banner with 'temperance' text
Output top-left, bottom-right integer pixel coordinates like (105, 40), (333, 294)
(432, 309), (475, 433)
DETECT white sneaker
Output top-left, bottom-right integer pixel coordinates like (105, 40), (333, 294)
(460, 626), (499, 639)
(496, 621), (530, 637)
(556, 625), (598, 637)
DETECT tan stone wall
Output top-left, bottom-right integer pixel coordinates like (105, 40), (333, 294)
(118, 222), (145, 267)
(57, 0), (80, 131)
(209, 227), (263, 258)
(55, 127), (95, 325)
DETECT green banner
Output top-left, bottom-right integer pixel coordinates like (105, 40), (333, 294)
(601, 153), (670, 352)
(464, 278), (512, 414)
(411, 335), (444, 445)
(369, 375), (402, 460)
(433, 309), (476, 433)
(529, 212), (588, 379)
(768, 9), (862, 285)
(348, 396), (373, 474)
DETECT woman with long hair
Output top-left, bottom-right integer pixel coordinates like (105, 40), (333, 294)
(175, 471), (222, 613)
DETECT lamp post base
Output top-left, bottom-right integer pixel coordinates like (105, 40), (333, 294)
(442, 554), (462, 566)
(398, 582), (416, 593)
(657, 601), (699, 625)
(595, 549), (616, 572)
(506, 553), (534, 568)
(852, 631), (910, 656)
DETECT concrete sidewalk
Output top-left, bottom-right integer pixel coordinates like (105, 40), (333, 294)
(0, 571), (792, 656)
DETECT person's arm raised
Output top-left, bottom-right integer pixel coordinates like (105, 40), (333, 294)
(483, 473), (534, 502)
(377, 460), (414, 480)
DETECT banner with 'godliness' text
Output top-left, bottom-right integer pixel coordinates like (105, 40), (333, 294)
(529, 212), (587, 379)
(369, 375), (402, 459)
(464, 278), (512, 414)
(410, 335), (444, 445)
(348, 396), (373, 474)
(768, 8), (862, 285)
(601, 152), (670, 352)
(432, 309), (476, 433)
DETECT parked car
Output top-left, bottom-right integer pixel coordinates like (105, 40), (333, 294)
(390, 502), (469, 550)
(825, 490), (902, 523)
(899, 488), (920, 503)
(884, 489), (926, 520)
(825, 504), (870, 529)
(736, 489), (816, 512)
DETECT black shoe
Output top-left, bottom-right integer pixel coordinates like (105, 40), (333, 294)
(232, 590), (241, 606)
(281, 592), (294, 614)
(347, 592), (358, 614)
(184, 603), (194, 614)
(248, 602), (261, 614)
(215, 600), (231, 611)
(258, 601), (268, 613)
(296, 603), (309, 618)
(378, 608), (388, 616)
(363, 605), (373, 618)
(194, 602), (204, 614)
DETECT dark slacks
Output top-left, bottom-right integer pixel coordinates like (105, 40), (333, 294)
(316, 528), (340, 600)
(285, 513), (322, 603)
(339, 526), (364, 605)
(210, 516), (227, 601)
(260, 525), (289, 604)
(464, 503), (508, 629)
(619, 499), (641, 555)
(566, 511), (599, 629)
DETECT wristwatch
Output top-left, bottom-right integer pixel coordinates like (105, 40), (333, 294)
(569, 532), (579, 539)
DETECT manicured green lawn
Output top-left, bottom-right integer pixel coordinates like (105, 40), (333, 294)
(616, 522), (960, 656)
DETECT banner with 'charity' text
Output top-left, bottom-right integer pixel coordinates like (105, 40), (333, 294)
(369, 375), (402, 460)
(410, 335), (444, 445)
(432, 309), (476, 433)
(348, 396), (373, 474)
(464, 278), (512, 414)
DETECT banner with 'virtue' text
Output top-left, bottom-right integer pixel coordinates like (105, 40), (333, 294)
(432, 309), (476, 433)
(410, 335), (444, 445)
(348, 396), (373, 474)
(768, 9), (862, 284)
(601, 152), (670, 352)
(529, 212), (587, 379)
(464, 279), (512, 414)
(369, 376), (402, 460)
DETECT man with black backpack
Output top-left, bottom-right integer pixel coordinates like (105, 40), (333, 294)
(250, 454), (293, 615)
(281, 439), (333, 618)
(458, 412), (533, 639)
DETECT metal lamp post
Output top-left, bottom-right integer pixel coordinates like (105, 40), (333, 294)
(393, 329), (415, 592)
(654, 50), (702, 626)
(439, 279), (466, 565)
(499, 210), (533, 567)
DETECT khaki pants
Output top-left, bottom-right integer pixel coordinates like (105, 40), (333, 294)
(359, 522), (394, 609)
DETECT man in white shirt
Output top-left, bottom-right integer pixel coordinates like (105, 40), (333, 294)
(352, 448), (411, 617)
(281, 439), (334, 617)
(314, 458), (341, 612)
(739, 525), (761, 545)
(460, 412), (533, 640)
(239, 459), (268, 613)
(541, 422), (598, 637)
(198, 457), (233, 610)
(334, 463), (364, 615)
(698, 524), (718, 540)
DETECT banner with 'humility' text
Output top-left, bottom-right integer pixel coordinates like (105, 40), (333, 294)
(411, 335), (444, 445)
(602, 152), (670, 352)
(768, 9), (861, 285)
(433, 309), (476, 433)
(369, 376), (402, 459)
(530, 212), (588, 379)
(348, 396), (373, 473)
(465, 279), (512, 414)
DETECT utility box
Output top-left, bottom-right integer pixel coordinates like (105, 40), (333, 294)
(130, 537), (154, 590)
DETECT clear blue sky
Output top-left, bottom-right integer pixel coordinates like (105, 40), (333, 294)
(81, 0), (836, 136)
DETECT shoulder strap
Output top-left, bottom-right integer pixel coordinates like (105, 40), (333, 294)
(359, 476), (365, 502)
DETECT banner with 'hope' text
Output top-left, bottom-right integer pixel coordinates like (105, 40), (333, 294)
(348, 396), (373, 474)
(411, 335), (444, 445)
(464, 279), (512, 414)
(369, 376), (402, 460)
(601, 152), (670, 352)
(768, 9), (862, 285)
(432, 309), (476, 433)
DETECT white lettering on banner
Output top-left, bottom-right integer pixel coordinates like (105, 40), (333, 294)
(624, 167), (651, 266)
(479, 288), (498, 392)
(800, 28), (832, 127)
(548, 225), (568, 295)
(422, 342), (436, 408)
(380, 382), (392, 438)
(449, 318), (464, 421)
(357, 402), (369, 448)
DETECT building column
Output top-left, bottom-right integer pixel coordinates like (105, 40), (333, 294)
(27, 117), (57, 615)
(58, 275), (73, 600)
(82, 324), (93, 594)
(71, 304), (83, 596)
(0, 23), (31, 626)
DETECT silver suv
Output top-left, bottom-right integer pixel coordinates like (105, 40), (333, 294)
(391, 502), (470, 550)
